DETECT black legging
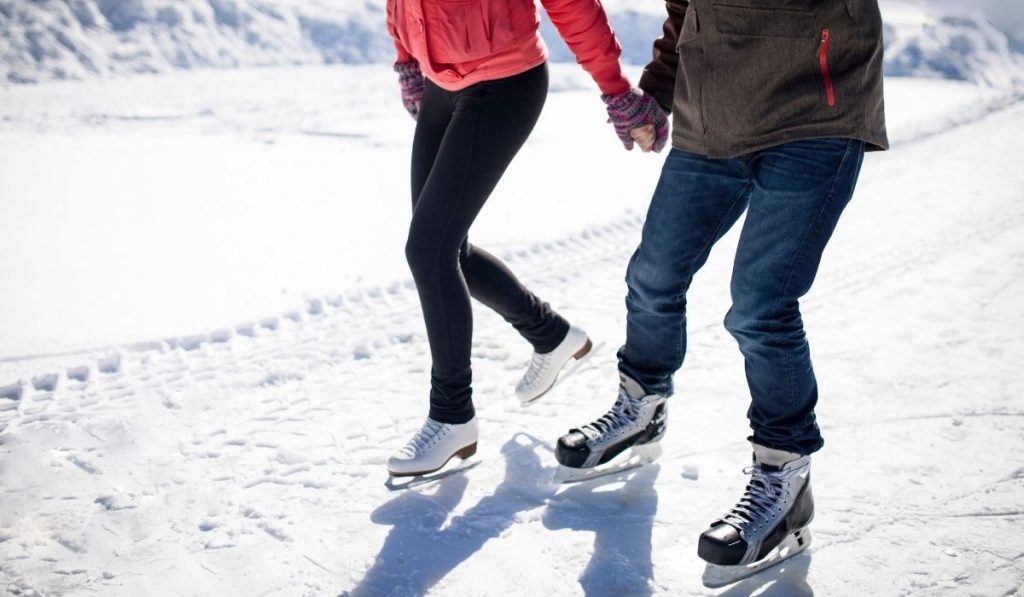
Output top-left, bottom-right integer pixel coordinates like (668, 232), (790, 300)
(406, 63), (568, 424)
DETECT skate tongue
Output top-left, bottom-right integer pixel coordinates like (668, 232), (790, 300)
(618, 373), (647, 400)
(579, 395), (635, 439)
(751, 442), (804, 469)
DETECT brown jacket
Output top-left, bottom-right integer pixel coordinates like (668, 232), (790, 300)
(640, 0), (889, 158)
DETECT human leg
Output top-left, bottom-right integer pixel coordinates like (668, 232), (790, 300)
(618, 148), (751, 396)
(404, 65), (549, 424)
(723, 138), (865, 454)
(556, 148), (751, 474)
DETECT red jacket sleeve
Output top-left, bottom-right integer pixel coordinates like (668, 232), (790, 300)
(386, 0), (414, 64)
(539, 0), (631, 96)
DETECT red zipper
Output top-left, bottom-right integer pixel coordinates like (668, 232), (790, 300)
(819, 28), (836, 107)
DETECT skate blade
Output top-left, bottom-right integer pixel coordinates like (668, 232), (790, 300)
(554, 442), (662, 484)
(701, 527), (812, 588)
(384, 458), (480, 492)
(520, 340), (605, 407)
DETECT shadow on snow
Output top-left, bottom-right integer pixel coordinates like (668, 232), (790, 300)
(343, 433), (661, 596)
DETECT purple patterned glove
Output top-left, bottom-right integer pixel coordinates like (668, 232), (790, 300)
(602, 89), (669, 152)
(394, 61), (425, 120)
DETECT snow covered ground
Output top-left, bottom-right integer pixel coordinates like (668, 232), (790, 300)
(1, 63), (1023, 595)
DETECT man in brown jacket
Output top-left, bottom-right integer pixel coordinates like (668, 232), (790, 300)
(554, 0), (888, 587)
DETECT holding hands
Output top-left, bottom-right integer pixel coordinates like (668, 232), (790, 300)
(394, 61), (425, 120)
(603, 89), (669, 153)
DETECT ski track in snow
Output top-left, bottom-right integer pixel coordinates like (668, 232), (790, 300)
(2, 98), (1024, 594)
(1, 87), (1021, 413)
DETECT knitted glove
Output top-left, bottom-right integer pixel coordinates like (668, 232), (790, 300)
(394, 61), (425, 120)
(602, 89), (669, 152)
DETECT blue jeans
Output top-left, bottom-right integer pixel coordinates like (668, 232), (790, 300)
(618, 138), (866, 454)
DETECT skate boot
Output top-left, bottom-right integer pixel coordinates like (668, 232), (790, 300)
(387, 417), (478, 478)
(515, 325), (594, 405)
(698, 443), (814, 588)
(554, 373), (667, 483)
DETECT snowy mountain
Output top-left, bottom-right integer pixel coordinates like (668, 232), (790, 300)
(0, 0), (394, 83)
(2, 0), (1024, 87)
(882, 2), (1024, 87)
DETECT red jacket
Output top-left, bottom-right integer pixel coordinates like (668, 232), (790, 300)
(386, 0), (630, 95)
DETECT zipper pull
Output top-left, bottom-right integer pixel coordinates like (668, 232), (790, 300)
(819, 27), (836, 107)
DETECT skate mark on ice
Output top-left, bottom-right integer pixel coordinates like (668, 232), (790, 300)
(198, 520), (220, 532)
(66, 453), (102, 475)
(31, 374), (59, 392)
(95, 495), (137, 511)
(52, 534), (86, 554)
(66, 365), (90, 383)
(244, 475), (327, 490)
(0, 214), (645, 412)
(823, 409), (1024, 431)
(891, 89), (1024, 148)
(6, 164), (1018, 442)
(814, 202), (1024, 304)
(258, 520), (291, 542)
(209, 329), (232, 344)
(0, 383), (24, 404)
(97, 354), (122, 374)
(171, 335), (207, 351)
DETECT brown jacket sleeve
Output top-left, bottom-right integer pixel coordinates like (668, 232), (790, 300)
(639, 0), (688, 113)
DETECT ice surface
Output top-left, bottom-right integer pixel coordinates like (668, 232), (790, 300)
(0, 64), (1021, 594)
(0, 9), (1022, 595)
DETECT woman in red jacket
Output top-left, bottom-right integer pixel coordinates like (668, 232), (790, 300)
(385, 0), (668, 478)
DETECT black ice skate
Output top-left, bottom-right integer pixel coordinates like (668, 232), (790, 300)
(698, 443), (814, 588)
(554, 374), (667, 483)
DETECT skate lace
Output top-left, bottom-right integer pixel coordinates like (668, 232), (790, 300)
(580, 386), (640, 438)
(721, 465), (799, 530)
(400, 419), (447, 457)
(521, 351), (552, 387)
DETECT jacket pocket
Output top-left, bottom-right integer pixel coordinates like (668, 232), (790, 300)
(712, 2), (815, 38)
(422, 0), (513, 65)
